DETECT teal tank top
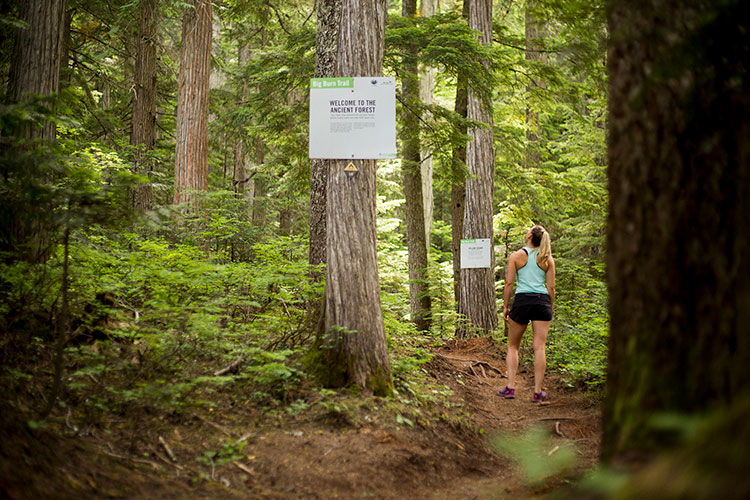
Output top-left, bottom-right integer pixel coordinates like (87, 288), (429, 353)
(516, 247), (549, 294)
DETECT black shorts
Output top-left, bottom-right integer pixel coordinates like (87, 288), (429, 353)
(509, 293), (553, 325)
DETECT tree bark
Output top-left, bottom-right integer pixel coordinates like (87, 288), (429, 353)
(603, 0), (750, 464)
(320, 0), (393, 396)
(401, 0), (431, 331)
(252, 138), (266, 226)
(233, 42), (250, 196)
(6, 0), (67, 141)
(308, 0), (342, 274)
(252, 23), (268, 226)
(59, 7), (72, 89)
(173, 0), (212, 206)
(450, 0), (469, 312)
(131, 0), (158, 210)
(458, 0), (496, 336)
(419, 0), (437, 247)
(5, 0), (66, 263)
(524, 0), (546, 170)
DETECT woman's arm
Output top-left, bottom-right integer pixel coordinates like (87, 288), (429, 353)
(503, 251), (520, 321)
(546, 256), (556, 310)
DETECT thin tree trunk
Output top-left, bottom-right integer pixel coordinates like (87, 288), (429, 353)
(524, 0), (546, 170)
(450, 0), (469, 312)
(603, 0), (750, 464)
(233, 42), (250, 196)
(131, 0), (158, 210)
(252, 23), (268, 226)
(59, 7), (72, 89)
(173, 0), (212, 206)
(252, 137), (266, 226)
(401, 0), (431, 331)
(419, 0), (437, 247)
(321, 0), (393, 396)
(458, 0), (496, 336)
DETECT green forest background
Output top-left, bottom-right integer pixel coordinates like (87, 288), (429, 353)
(1, 0), (608, 410)
(0, 3), (621, 494)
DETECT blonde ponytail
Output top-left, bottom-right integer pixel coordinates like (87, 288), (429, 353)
(530, 225), (551, 266)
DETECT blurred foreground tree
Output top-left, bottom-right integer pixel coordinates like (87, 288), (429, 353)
(604, 0), (750, 473)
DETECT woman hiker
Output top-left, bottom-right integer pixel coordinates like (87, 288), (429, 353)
(498, 225), (556, 402)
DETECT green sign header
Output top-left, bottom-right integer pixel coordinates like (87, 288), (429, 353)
(310, 78), (354, 89)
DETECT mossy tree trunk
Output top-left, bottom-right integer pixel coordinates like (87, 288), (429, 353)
(604, 0), (750, 463)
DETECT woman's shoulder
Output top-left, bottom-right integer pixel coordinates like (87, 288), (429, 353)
(511, 248), (528, 265)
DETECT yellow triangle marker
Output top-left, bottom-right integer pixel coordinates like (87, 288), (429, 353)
(344, 161), (359, 178)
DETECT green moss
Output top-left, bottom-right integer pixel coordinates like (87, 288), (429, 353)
(369, 369), (394, 397)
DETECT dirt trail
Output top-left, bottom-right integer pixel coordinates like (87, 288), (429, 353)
(1, 338), (601, 499)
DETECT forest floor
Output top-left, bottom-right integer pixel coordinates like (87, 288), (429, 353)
(1, 338), (601, 499)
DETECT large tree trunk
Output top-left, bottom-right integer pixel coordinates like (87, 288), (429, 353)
(6, 0), (67, 141)
(320, 0), (393, 396)
(173, 0), (212, 206)
(401, 0), (431, 331)
(5, 0), (67, 263)
(308, 0), (342, 274)
(450, 0), (469, 312)
(457, 0), (496, 336)
(603, 0), (750, 464)
(131, 0), (158, 210)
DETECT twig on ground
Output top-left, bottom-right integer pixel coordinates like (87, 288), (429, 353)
(196, 415), (233, 437)
(236, 432), (254, 444)
(159, 435), (178, 462)
(234, 462), (254, 475)
(65, 408), (78, 434)
(537, 417), (578, 421)
(554, 421), (565, 438)
(152, 448), (184, 471)
(101, 448), (162, 471)
(436, 354), (504, 377)
(214, 357), (244, 376)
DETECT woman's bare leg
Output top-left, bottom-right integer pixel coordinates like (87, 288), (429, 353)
(506, 319), (527, 388)
(531, 320), (551, 394)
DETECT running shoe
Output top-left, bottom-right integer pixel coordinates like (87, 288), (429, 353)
(532, 391), (548, 403)
(498, 386), (515, 399)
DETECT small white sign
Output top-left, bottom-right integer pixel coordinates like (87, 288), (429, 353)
(460, 238), (492, 269)
(309, 77), (397, 159)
